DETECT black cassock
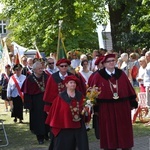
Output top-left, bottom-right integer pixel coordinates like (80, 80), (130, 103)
(21, 72), (49, 136)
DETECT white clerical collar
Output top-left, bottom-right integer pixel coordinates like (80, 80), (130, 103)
(105, 68), (115, 76)
(59, 72), (68, 79)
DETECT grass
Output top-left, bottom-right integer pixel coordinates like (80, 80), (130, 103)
(0, 101), (150, 150)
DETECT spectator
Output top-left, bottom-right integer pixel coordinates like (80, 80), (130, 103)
(143, 51), (150, 126)
(71, 52), (80, 69)
(0, 64), (13, 111)
(79, 59), (93, 85)
(137, 56), (147, 92)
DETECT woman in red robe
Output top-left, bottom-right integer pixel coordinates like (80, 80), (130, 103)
(90, 54), (138, 150)
(46, 75), (89, 150)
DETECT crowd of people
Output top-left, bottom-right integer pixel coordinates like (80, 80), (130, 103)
(0, 47), (150, 150)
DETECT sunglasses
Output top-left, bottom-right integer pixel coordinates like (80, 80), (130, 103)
(48, 62), (54, 65)
(59, 65), (68, 68)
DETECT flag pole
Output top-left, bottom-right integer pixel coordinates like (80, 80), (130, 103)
(56, 20), (63, 61)
(33, 41), (42, 58)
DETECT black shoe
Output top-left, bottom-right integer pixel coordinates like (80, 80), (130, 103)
(38, 140), (44, 144)
(14, 118), (17, 123)
(86, 128), (90, 131)
(19, 120), (23, 124)
(44, 135), (50, 141)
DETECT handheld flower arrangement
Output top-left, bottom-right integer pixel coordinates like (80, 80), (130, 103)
(85, 85), (101, 105)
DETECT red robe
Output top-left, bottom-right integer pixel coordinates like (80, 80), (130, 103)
(43, 71), (73, 112)
(90, 68), (138, 149)
(43, 71), (86, 112)
(21, 72), (49, 135)
(45, 90), (84, 137)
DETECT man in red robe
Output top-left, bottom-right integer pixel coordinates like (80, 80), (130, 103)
(43, 58), (86, 112)
(89, 54), (138, 150)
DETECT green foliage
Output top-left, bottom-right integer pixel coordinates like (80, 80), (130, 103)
(1, 0), (108, 55)
(1, 0), (150, 54)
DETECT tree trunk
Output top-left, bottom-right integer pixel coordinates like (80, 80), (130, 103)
(108, 4), (131, 52)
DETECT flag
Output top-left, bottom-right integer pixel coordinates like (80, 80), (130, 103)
(15, 53), (20, 64)
(35, 51), (42, 59)
(56, 32), (67, 61)
(33, 42), (42, 59)
(0, 37), (11, 73)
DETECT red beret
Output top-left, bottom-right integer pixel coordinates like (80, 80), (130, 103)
(101, 54), (116, 63)
(63, 75), (79, 85)
(56, 58), (71, 66)
(5, 64), (11, 68)
(95, 56), (105, 65)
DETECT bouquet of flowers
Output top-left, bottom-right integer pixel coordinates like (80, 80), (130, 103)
(85, 85), (101, 105)
(82, 85), (101, 126)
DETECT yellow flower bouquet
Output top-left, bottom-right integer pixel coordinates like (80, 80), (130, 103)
(85, 85), (101, 105)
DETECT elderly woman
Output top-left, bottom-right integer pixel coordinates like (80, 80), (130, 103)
(7, 64), (26, 123)
(137, 56), (147, 92)
(21, 61), (49, 144)
(46, 75), (89, 150)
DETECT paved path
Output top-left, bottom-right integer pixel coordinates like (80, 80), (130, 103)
(89, 136), (150, 150)
(31, 136), (150, 150)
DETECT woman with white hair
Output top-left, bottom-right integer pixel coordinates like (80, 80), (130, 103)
(137, 56), (147, 92)
(120, 53), (131, 78)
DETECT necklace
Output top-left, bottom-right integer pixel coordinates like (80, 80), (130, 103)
(32, 74), (45, 92)
(108, 80), (119, 99)
(69, 98), (81, 122)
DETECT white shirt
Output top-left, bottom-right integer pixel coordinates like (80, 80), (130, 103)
(90, 58), (97, 71)
(79, 70), (93, 84)
(59, 72), (68, 80)
(137, 67), (146, 86)
(7, 74), (26, 98)
(45, 68), (58, 74)
(105, 68), (115, 76)
(144, 62), (150, 87)
(71, 59), (80, 69)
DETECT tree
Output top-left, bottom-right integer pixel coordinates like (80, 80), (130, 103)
(1, 0), (108, 55)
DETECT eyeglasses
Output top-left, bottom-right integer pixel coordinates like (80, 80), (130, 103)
(48, 62), (54, 65)
(59, 65), (68, 68)
(105, 60), (115, 63)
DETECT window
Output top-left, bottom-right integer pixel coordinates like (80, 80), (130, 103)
(0, 20), (6, 34)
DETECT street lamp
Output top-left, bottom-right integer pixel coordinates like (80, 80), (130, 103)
(102, 24), (107, 50)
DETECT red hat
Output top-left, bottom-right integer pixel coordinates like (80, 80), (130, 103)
(101, 54), (116, 63)
(56, 58), (71, 66)
(63, 75), (79, 85)
(5, 64), (11, 68)
(95, 56), (105, 65)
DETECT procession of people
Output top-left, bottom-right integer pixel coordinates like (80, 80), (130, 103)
(0, 47), (150, 150)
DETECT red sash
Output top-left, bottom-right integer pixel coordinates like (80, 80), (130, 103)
(11, 75), (24, 102)
(45, 70), (51, 76)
